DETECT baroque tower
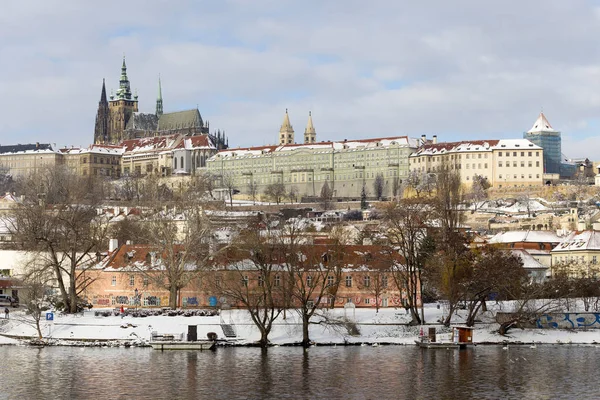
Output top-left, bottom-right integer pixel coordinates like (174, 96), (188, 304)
(108, 57), (138, 143)
(304, 111), (316, 144)
(156, 75), (163, 117)
(279, 109), (294, 145)
(93, 79), (109, 144)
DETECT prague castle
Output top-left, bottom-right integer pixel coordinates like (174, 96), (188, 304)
(93, 58), (228, 150)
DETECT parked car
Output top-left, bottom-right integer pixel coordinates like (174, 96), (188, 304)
(0, 294), (18, 308)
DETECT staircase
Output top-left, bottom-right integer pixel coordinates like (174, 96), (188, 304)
(221, 323), (237, 338)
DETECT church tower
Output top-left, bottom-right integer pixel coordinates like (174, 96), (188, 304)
(279, 109), (294, 145)
(156, 75), (163, 117)
(108, 57), (138, 143)
(304, 111), (316, 144)
(93, 79), (110, 144)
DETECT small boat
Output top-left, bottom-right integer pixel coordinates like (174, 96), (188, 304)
(150, 340), (216, 351)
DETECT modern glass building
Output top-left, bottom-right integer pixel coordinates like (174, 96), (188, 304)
(523, 113), (562, 175)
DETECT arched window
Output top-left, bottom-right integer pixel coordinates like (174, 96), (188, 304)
(180, 156), (184, 169)
(174, 158), (177, 169)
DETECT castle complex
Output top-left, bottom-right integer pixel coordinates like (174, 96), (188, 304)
(93, 58), (228, 150)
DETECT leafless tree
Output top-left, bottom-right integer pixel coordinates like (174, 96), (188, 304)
(142, 207), (216, 308)
(264, 182), (286, 204)
(8, 166), (108, 313)
(466, 174), (491, 212)
(287, 185), (299, 204)
(391, 176), (402, 201)
(319, 181), (333, 210)
(383, 199), (433, 324)
(247, 180), (259, 204)
(215, 220), (284, 347)
(221, 172), (238, 207)
(373, 173), (385, 201)
(18, 267), (54, 339)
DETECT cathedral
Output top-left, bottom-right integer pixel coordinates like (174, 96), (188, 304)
(94, 58), (228, 149)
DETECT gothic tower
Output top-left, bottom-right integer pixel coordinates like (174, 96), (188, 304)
(279, 109), (294, 145)
(304, 111), (316, 144)
(94, 79), (110, 144)
(108, 57), (138, 143)
(156, 75), (163, 117)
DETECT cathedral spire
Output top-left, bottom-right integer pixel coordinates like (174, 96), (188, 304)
(116, 56), (133, 100)
(304, 111), (316, 144)
(94, 79), (110, 144)
(279, 108), (294, 145)
(100, 78), (107, 104)
(156, 74), (163, 117)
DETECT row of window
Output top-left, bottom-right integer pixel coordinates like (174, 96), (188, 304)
(499, 161), (540, 168)
(111, 275), (149, 287)
(497, 174), (540, 179)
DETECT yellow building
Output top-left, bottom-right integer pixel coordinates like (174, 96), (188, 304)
(0, 143), (63, 178)
(409, 139), (544, 188)
(61, 144), (124, 177)
(551, 230), (600, 277)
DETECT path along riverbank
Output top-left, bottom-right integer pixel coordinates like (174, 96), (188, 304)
(2, 303), (600, 346)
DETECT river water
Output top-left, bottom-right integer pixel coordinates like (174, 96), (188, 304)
(0, 344), (596, 399)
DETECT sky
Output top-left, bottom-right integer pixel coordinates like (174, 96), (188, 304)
(2, 0), (600, 159)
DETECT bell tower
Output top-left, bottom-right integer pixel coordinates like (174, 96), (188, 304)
(279, 109), (294, 145)
(108, 56), (138, 143)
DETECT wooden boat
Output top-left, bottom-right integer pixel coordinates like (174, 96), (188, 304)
(150, 340), (216, 351)
(414, 338), (465, 349)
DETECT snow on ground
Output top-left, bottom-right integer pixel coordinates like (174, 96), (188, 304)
(2, 303), (600, 346)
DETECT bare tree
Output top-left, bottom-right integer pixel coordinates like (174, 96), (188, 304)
(360, 184), (368, 210)
(319, 181), (333, 210)
(357, 268), (389, 313)
(373, 173), (385, 201)
(281, 221), (344, 347)
(383, 199), (434, 324)
(8, 166), (108, 313)
(462, 247), (526, 326)
(18, 267), (54, 339)
(287, 186), (299, 204)
(391, 177), (402, 201)
(142, 208), (216, 308)
(466, 174), (491, 212)
(221, 172), (238, 207)
(247, 180), (259, 204)
(215, 220), (284, 347)
(264, 182), (286, 204)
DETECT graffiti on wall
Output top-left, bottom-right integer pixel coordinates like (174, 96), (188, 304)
(537, 313), (600, 329)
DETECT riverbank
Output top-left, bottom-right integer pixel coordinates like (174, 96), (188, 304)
(2, 303), (600, 346)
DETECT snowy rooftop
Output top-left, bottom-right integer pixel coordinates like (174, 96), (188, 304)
(511, 249), (547, 270)
(488, 230), (561, 244)
(552, 230), (600, 252)
(212, 136), (419, 159)
(411, 139), (540, 157)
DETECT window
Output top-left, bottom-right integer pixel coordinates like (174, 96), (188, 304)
(499, 174), (502, 179)
(327, 276), (334, 287)
(345, 276), (352, 288)
(306, 276), (313, 287)
(498, 162), (503, 167)
(513, 152), (517, 156)
(484, 163), (487, 169)
(382, 275), (388, 288)
(111, 276), (116, 286)
(478, 154), (482, 159)
(513, 161), (517, 167)
(143, 277), (149, 287)
(363, 276), (371, 288)
(536, 161), (540, 167)
(593, 256), (597, 265)
(521, 152), (524, 157)
(242, 276), (249, 287)
(528, 152), (532, 156)
(174, 158), (178, 169)
(364, 298), (371, 305)
(498, 152), (502, 156)
(258, 275), (264, 287)
(528, 161), (532, 167)
(129, 275), (135, 286)
(536, 151), (539, 156)
(274, 275), (281, 287)
(521, 161), (525, 167)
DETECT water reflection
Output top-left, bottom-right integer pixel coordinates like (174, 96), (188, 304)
(0, 345), (597, 399)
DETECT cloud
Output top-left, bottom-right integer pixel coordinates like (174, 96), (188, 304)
(1, 1), (600, 159)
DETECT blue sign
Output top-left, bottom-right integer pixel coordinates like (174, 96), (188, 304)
(209, 296), (217, 307)
(45, 312), (54, 321)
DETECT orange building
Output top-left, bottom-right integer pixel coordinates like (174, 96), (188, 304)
(80, 242), (418, 309)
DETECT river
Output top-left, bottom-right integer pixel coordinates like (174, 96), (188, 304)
(0, 344), (595, 399)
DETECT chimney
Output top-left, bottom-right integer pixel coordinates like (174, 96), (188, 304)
(433, 135), (438, 144)
(108, 238), (119, 253)
(420, 134), (426, 145)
